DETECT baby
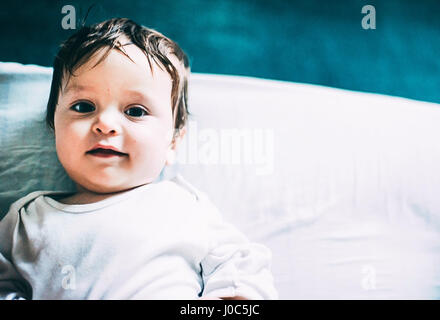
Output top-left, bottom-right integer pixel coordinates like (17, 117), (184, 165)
(0, 18), (277, 300)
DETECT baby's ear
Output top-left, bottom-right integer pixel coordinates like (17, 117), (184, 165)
(165, 127), (186, 166)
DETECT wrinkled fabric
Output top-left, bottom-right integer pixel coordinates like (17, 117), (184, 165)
(2, 62), (440, 299)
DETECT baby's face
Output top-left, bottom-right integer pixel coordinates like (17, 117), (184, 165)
(54, 40), (178, 194)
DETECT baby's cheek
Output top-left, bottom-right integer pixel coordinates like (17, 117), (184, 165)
(56, 129), (84, 157)
(56, 120), (86, 144)
(128, 138), (164, 165)
(141, 141), (168, 166)
(127, 125), (171, 173)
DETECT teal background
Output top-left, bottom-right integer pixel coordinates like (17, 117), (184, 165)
(1, 0), (439, 103)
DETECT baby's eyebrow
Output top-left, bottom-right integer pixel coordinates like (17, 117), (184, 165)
(123, 89), (157, 110)
(123, 89), (151, 101)
(62, 84), (153, 105)
(63, 84), (93, 95)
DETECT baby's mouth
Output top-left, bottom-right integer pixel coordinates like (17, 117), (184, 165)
(86, 148), (128, 157)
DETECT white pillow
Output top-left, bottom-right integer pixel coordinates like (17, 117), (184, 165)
(0, 62), (76, 218)
(179, 73), (440, 299)
(2, 62), (440, 299)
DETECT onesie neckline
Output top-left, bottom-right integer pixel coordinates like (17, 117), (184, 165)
(41, 181), (162, 213)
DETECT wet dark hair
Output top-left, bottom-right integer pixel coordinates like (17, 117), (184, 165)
(46, 18), (190, 132)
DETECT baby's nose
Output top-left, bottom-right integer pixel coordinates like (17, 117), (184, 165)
(92, 113), (121, 135)
(95, 126), (117, 135)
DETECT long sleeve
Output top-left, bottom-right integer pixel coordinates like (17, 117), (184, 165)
(0, 207), (30, 300)
(198, 195), (278, 300)
(0, 255), (28, 300)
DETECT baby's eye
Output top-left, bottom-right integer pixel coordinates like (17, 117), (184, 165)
(70, 102), (95, 113)
(125, 106), (148, 117)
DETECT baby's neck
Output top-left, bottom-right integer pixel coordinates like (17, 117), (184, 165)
(57, 185), (139, 205)
(56, 192), (116, 205)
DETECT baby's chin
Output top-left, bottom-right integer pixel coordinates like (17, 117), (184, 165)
(75, 177), (155, 195)
(66, 165), (165, 195)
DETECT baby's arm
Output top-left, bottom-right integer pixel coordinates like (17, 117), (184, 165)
(0, 255), (28, 300)
(200, 238), (277, 300)
(198, 199), (278, 300)
(0, 210), (30, 300)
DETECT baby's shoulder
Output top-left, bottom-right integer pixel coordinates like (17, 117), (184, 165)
(158, 175), (221, 218)
(167, 174), (202, 200)
(165, 175), (215, 205)
(1, 190), (68, 221)
(0, 190), (62, 241)
(6, 191), (49, 214)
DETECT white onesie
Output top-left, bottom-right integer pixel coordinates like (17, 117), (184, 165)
(0, 175), (277, 300)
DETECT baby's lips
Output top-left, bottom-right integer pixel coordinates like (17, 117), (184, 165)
(87, 148), (128, 156)
(87, 144), (128, 155)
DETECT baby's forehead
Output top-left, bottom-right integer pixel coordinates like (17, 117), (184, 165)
(63, 46), (176, 93)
